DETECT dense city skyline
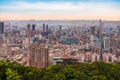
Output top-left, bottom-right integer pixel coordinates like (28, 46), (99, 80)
(0, 0), (120, 21)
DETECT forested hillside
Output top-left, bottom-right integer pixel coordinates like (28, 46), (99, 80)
(0, 60), (120, 80)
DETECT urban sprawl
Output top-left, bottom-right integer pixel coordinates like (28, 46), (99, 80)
(0, 20), (120, 68)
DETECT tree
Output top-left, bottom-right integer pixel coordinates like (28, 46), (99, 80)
(73, 71), (89, 80)
(0, 60), (120, 80)
(90, 75), (107, 80)
(62, 65), (75, 80)
(27, 68), (43, 80)
(54, 73), (66, 80)
(46, 65), (61, 73)
(6, 68), (21, 80)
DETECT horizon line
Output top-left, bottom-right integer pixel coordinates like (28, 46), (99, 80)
(1, 19), (120, 22)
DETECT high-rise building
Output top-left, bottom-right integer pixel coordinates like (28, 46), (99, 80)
(97, 19), (104, 49)
(99, 19), (102, 35)
(59, 25), (62, 31)
(43, 24), (45, 32)
(103, 37), (110, 51)
(27, 24), (31, 42)
(46, 24), (49, 32)
(27, 24), (31, 66)
(117, 26), (120, 36)
(29, 43), (49, 68)
(96, 19), (103, 39)
(27, 24), (36, 37)
(27, 24), (31, 30)
(32, 24), (35, 30)
(90, 26), (95, 35)
(0, 22), (4, 34)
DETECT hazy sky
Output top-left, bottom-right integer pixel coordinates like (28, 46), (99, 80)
(0, 0), (120, 21)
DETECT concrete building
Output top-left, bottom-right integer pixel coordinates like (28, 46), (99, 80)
(103, 37), (110, 51)
(79, 54), (85, 63)
(117, 26), (120, 36)
(0, 22), (4, 34)
(91, 53), (99, 62)
(90, 26), (95, 35)
(32, 24), (36, 31)
(0, 44), (9, 60)
(29, 43), (49, 68)
(52, 57), (63, 65)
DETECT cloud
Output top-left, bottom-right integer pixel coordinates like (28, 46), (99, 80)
(0, 1), (120, 20)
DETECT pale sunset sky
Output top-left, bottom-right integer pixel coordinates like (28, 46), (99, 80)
(0, 0), (120, 21)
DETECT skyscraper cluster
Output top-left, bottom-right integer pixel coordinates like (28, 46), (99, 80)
(0, 20), (119, 68)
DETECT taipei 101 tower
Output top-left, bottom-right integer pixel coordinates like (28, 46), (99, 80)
(98, 19), (104, 62)
(98, 19), (104, 49)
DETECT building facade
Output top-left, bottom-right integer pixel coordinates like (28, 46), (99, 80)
(29, 43), (49, 68)
(0, 22), (4, 34)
